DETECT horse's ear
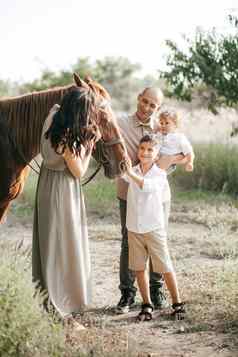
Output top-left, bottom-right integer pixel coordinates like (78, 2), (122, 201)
(73, 73), (89, 89)
(84, 75), (93, 84)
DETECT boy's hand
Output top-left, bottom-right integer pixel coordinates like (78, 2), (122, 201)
(124, 157), (133, 174)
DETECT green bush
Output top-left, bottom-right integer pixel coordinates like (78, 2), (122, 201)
(0, 242), (77, 357)
(171, 143), (238, 196)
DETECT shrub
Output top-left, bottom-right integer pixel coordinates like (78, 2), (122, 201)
(171, 142), (238, 196)
(0, 242), (76, 357)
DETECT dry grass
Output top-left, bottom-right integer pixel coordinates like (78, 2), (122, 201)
(2, 191), (238, 356)
(164, 98), (238, 144)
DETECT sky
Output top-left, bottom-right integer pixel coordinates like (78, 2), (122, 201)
(0, 0), (237, 82)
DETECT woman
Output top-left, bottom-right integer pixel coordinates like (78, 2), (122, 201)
(32, 87), (101, 319)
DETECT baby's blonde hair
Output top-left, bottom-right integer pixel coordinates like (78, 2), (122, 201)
(159, 109), (180, 128)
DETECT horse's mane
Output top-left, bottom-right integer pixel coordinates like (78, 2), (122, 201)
(0, 84), (75, 161)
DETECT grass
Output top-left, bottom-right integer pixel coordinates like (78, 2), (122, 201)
(170, 142), (238, 196)
(11, 172), (38, 219)
(84, 172), (117, 217)
(2, 168), (238, 354)
(172, 188), (235, 204)
(0, 242), (84, 357)
(178, 259), (238, 334)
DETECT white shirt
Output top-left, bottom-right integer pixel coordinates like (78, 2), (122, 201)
(116, 114), (155, 200)
(124, 164), (167, 234)
(157, 132), (193, 156)
(116, 114), (171, 202)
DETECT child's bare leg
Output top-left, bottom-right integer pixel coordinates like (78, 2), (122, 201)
(163, 271), (181, 304)
(164, 271), (186, 319)
(136, 270), (154, 321)
(136, 270), (152, 304)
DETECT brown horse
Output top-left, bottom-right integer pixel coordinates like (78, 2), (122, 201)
(0, 74), (127, 223)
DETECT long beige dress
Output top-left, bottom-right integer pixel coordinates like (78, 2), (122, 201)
(32, 105), (91, 317)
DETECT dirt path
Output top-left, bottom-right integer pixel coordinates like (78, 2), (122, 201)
(1, 213), (237, 357)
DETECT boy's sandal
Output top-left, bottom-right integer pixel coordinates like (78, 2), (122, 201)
(171, 302), (186, 320)
(137, 303), (154, 322)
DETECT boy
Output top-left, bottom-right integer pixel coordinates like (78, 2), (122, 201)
(156, 109), (195, 172)
(123, 134), (185, 321)
(115, 87), (167, 313)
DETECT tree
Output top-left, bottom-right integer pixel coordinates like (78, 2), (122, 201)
(94, 56), (142, 111)
(160, 14), (238, 113)
(15, 56), (161, 112)
(19, 56), (149, 112)
(0, 79), (19, 97)
(19, 57), (94, 93)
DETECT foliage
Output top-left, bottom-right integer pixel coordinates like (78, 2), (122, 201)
(83, 168), (117, 216)
(94, 57), (142, 111)
(0, 243), (77, 357)
(0, 55), (161, 111)
(171, 142), (238, 195)
(16, 56), (158, 112)
(160, 14), (238, 113)
(0, 79), (20, 96)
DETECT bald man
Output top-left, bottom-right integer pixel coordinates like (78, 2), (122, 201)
(115, 87), (171, 313)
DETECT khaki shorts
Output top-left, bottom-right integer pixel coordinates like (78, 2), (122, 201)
(128, 229), (174, 273)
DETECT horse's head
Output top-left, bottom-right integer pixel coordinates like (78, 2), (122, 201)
(73, 74), (127, 178)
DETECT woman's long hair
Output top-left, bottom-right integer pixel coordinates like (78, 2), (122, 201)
(45, 87), (98, 156)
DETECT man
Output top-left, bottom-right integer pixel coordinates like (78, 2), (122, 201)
(115, 87), (170, 313)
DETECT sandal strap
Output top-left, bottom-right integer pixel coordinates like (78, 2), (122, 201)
(137, 303), (153, 321)
(171, 302), (186, 317)
(172, 302), (185, 311)
(141, 303), (154, 312)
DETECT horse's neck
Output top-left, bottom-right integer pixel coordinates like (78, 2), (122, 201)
(0, 84), (75, 162)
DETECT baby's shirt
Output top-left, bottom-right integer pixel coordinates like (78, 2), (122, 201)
(156, 132), (193, 156)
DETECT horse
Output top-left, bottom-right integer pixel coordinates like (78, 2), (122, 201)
(0, 74), (127, 223)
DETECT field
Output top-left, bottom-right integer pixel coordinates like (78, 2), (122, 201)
(1, 103), (238, 356)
